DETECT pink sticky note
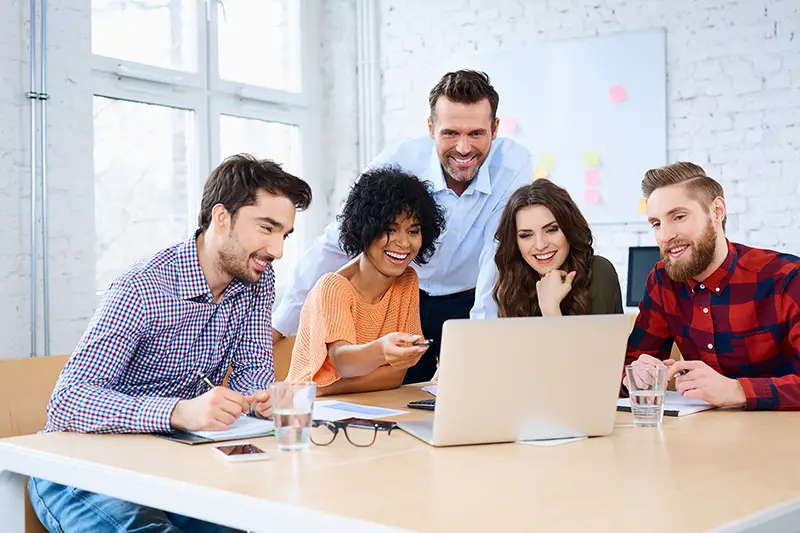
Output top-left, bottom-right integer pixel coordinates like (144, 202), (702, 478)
(500, 117), (518, 133)
(584, 168), (601, 186)
(584, 189), (601, 204)
(609, 84), (628, 104)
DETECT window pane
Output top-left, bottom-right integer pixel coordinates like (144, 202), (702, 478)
(94, 97), (194, 291)
(92, 0), (197, 71)
(217, 0), (301, 92)
(220, 115), (302, 286)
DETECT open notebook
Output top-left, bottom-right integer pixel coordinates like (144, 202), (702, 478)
(156, 415), (275, 445)
(617, 391), (715, 417)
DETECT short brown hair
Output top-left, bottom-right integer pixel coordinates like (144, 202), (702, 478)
(642, 161), (726, 230)
(198, 154), (312, 232)
(428, 70), (499, 129)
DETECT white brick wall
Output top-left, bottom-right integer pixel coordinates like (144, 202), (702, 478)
(0, 0), (94, 359)
(373, 0), (800, 307)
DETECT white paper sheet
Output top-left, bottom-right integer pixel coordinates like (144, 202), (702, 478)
(421, 385), (438, 396)
(617, 390), (714, 417)
(517, 436), (587, 446)
(192, 415), (275, 441)
(313, 400), (408, 421)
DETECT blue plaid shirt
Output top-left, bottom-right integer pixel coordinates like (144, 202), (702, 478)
(45, 232), (276, 434)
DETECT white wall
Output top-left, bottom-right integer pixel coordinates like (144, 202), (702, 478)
(0, 0), (95, 359)
(371, 0), (800, 305)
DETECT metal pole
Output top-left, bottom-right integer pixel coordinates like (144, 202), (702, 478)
(27, 0), (38, 357)
(40, 0), (50, 356)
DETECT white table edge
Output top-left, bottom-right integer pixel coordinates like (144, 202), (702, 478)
(712, 496), (800, 533)
(0, 441), (415, 533)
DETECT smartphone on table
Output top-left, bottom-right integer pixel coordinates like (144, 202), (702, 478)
(213, 443), (270, 462)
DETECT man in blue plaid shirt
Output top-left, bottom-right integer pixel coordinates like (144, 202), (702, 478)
(29, 154), (312, 533)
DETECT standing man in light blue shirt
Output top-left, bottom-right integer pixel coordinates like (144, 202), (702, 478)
(273, 70), (532, 383)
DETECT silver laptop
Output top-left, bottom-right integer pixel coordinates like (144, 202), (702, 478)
(398, 314), (630, 446)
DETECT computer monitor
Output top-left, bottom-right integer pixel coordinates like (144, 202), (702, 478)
(626, 246), (662, 307)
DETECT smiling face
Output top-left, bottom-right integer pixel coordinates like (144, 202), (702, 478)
(363, 212), (423, 278)
(646, 184), (726, 282)
(428, 97), (498, 189)
(515, 205), (570, 276)
(216, 189), (297, 284)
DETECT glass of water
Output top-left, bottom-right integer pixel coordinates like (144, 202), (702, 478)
(269, 381), (316, 451)
(625, 364), (668, 427)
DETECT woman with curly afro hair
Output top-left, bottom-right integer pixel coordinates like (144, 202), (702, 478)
(286, 165), (446, 395)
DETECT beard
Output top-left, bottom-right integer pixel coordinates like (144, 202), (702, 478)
(440, 147), (489, 183)
(218, 228), (270, 285)
(662, 219), (717, 282)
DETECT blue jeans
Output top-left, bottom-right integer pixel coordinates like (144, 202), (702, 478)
(29, 477), (244, 533)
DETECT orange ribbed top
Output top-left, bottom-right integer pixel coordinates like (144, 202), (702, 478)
(286, 268), (423, 387)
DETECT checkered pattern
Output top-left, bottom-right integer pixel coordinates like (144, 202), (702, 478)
(45, 232), (276, 433)
(627, 241), (800, 410)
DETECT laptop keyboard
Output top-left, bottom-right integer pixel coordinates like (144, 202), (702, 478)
(407, 398), (436, 411)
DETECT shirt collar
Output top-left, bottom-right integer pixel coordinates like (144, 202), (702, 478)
(425, 143), (493, 196)
(175, 231), (214, 301)
(687, 240), (737, 295)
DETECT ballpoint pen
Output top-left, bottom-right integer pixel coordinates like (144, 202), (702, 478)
(197, 370), (215, 389)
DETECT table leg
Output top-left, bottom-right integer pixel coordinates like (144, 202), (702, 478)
(0, 469), (27, 533)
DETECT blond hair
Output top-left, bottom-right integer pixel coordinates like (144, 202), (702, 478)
(641, 162), (726, 230)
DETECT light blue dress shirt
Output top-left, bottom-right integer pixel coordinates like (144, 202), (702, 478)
(273, 136), (532, 335)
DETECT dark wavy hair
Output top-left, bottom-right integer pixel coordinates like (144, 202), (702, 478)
(338, 165), (446, 265)
(493, 180), (594, 317)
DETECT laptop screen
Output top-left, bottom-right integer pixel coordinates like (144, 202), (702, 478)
(626, 246), (661, 307)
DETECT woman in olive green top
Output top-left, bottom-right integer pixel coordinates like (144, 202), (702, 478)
(493, 180), (623, 317)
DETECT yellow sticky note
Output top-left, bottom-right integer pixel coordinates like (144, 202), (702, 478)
(532, 166), (549, 181)
(638, 197), (647, 214)
(582, 151), (600, 167)
(539, 154), (555, 171)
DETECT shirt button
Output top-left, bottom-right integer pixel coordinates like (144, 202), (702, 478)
(707, 343), (714, 350)
(700, 284), (705, 289)
(715, 287), (720, 292)
(703, 308), (709, 313)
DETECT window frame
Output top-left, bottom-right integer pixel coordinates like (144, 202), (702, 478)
(90, 0), (323, 294)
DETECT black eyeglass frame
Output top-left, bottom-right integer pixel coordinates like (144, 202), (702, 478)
(310, 419), (396, 447)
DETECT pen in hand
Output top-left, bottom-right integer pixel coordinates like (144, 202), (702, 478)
(198, 370), (253, 417)
(197, 370), (215, 389)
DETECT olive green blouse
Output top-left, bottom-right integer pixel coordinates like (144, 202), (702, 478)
(588, 255), (624, 315)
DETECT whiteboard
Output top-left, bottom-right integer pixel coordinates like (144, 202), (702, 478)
(441, 29), (667, 225)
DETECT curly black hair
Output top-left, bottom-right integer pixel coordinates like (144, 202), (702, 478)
(337, 165), (446, 265)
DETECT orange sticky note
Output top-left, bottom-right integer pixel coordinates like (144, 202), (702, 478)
(500, 117), (518, 133)
(584, 189), (601, 204)
(609, 84), (628, 104)
(532, 166), (549, 181)
(584, 168), (600, 186)
(638, 197), (647, 214)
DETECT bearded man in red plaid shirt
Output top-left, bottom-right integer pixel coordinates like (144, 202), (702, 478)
(626, 161), (800, 410)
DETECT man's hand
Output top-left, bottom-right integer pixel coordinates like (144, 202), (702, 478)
(379, 333), (427, 369)
(247, 390), (273, 419)
(170, 387), (249, 431)
(668, 360), (746, 407)
(626, 353), (668, 388)
(536, 270), (576, 316)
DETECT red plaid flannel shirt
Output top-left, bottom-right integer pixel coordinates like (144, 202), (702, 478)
(626, 241), (800, 410)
